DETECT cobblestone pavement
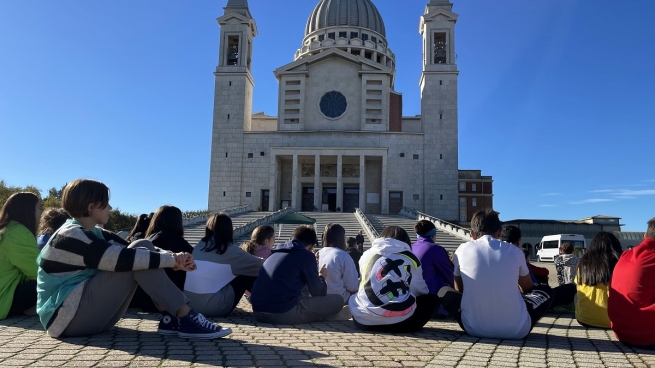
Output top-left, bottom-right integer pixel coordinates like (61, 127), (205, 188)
(1, 297), (653, 368)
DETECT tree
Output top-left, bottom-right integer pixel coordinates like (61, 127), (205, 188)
(0, 180), (42, 208)
(104, 209), (137, 232)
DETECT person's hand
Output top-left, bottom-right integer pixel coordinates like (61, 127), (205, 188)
(173, 253), (196, 271)
(319, 264), (328, 278)
(183, 253), (197, 271)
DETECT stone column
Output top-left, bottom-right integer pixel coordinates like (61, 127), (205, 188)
(292, 154), (299, 210)
(269, 155), (278, 211)
(359, 155), (366, 211)
(314, 154), (321, 211)
(381, 153), (389, 214)
(336, 155), (343, 211)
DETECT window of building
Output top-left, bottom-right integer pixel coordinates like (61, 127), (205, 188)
(472, 183), (477, 191)
(328, 32), (335, 40)
(371, 36), (377, 43)
(339, 31), (347, 38)
(246, 192), (252, 198)
(459, 182), (466, 191)
(247, 153), (253, 159)
(472, 198), (477, 207)
(226, 35), (240, 66)
(350, 32), (359, 39)
(434, 32), (447, 64)
(413, 154), (419, 160)
(413, 194), (419, 201)
(400, 153), (405, 157)
(318, 35), (325, 42)
(361, 33), (369, 41)
(460, 198), (466, 207)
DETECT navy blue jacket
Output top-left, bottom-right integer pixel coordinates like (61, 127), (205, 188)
(251, 239), (327, 314)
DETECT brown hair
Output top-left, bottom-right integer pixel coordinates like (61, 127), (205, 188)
(647, 217), (655, 240)
(560, 242), (574, 255)
(145, 205), (184, 238)
(62, 179), (110, 218)
(380, 226), (411, 247)
(322, 223), (346, 250)
(241, 225), (275, 254)
(471, 208), (501, 236)
(346, 237), (357, 249)
(0, 192), (40, 236)
(414, 220), (436, 236)
(38, 208), (70, 235)
(292, 225), (318, 247)
(201, 213), (233, 254)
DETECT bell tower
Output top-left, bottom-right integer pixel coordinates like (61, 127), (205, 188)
(419, 0), (459, 221)
(208, 0), (258, 211)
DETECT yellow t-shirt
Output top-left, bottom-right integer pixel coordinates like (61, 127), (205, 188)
(574, 275), (610, 328)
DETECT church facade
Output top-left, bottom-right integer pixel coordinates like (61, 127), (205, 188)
(208, 0), (462, 221)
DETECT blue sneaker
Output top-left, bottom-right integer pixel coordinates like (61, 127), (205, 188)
(178, 310), (232, 340)
(157, 311), (179, 336)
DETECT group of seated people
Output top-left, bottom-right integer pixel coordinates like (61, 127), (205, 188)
(0, 179), (654, 349)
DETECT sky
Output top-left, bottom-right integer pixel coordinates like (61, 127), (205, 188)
(1, 0), (654, 231)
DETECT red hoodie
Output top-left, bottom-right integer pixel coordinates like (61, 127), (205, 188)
(608, 237), (655, 346)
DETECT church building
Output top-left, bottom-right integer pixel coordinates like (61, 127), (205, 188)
(208, 0), (463, 221)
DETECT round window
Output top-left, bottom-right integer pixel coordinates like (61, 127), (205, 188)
(319, 91), (347, 119)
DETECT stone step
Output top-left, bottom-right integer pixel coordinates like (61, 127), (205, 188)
(183, 211), (273, 246)
(370, 214), (466, 253)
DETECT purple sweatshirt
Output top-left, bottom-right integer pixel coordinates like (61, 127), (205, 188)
(411, 236), (454, 294)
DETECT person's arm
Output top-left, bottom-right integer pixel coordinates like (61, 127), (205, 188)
(342, 253), (360, 293)
(434, 247), (455, 287)
(304, 252), (327, 296)
(229, 247), (265, 277)
(518, 254), (534, 293)
(8, 244), (40, 280)
(40, 226), (176, 273)
(453, 253), (463, 292)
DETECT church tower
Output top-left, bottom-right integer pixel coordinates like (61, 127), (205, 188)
(208, 0), (258, 211)
(420, 0), (459, 221)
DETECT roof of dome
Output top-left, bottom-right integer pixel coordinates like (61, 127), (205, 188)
(305, 0), (386, 37)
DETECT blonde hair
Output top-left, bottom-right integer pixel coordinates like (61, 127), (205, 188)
(241, 225), (275, 254)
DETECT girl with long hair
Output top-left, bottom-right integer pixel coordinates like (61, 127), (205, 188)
(575, 231), (623, 328)
(316, 223), (359, 305)
(184, 213), (264, 317)
(240, 225), (275, 259)
(0, 192), (42, 319)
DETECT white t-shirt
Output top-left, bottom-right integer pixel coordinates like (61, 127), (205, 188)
(454, 235), (531, 339)
(317, 247), (359, 303)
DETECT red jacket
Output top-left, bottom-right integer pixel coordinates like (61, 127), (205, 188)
(608, 237), (655, 346)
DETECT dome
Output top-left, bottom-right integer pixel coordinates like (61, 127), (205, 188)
(305, 0), (386, 38)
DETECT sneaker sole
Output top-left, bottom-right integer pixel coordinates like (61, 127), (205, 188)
(178, 328), (232, 340)
(157, 329), (179, 336)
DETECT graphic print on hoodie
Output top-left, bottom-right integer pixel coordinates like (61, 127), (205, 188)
(363, 251), (421, 318)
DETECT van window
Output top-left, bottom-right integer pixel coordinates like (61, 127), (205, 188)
(543, 241), (559, 249)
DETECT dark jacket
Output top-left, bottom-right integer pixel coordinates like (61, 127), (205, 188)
(251, 239), (327, 314)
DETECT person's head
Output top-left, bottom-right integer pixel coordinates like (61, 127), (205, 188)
(128, 214), (151, 239)
(38, 208), (70, 236)
(522, 242), (532, 249)
(241, 225), (276, 254)
(322, 223), (346, 250)
(62, 179), (112, 225)
(646, 217), (655, 240)
(292, 225), (318, 249)
(560, 242), (574, 255)
(0, 192), (41, 236)
(500, 226), (521, 246)
(577, 231), (623, 286)
(380, 226), (412, 247)
(145, 205), (184, 238)
(346, 237), (357, 249)
(202, 213), (233, 254)
(414, 220), (437, 239)
(470, 208), (502, 239)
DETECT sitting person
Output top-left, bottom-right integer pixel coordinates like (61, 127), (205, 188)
(555, 242), (580, 285)
(241, 225), (276, 260)
(0, 193), (41, 320)
(251, 225), (343, 324)
(502, 226), (549, 284)
(609, 218), (655, 349)
(37, 179), (229, 339)
(125, 213), (151, 243)
(131, 205), (194, 312)
(349, 226), (438, 333)
(316, 223), (359, 305)
(36, 208), (69, 250)
(184, 213), (264, 317)
(439, 209), (554, 339)
(346, 237), (362, 277)
(574, 231), (623, 329)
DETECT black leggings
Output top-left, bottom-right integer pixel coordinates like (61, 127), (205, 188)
(228, 275), (257, 313)
(8, 280), (37, 317)
(353, 294), (440, 333)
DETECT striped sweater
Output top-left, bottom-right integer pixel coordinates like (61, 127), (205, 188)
(36, 219), (176, 337)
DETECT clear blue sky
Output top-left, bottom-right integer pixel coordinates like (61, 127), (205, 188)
(1, 0), (654, 231)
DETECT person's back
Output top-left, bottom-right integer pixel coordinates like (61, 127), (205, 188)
(555, 253), (579, 285)
(317, 246), (358, 303)
(609, 221), (655, 347)
(150, 231), (193, 290)
(412, 237), (453, 294)
(455, 235), (531, 339)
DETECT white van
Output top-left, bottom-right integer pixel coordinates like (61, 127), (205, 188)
(536, 234), (586, 262)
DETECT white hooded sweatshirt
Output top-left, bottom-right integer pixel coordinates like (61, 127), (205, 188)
(348, 237), (429, 326)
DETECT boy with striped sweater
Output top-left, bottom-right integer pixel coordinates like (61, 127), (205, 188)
(37, 179), (230, 340)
